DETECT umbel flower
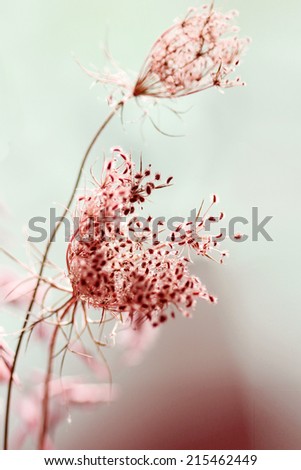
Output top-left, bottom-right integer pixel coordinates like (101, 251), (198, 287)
(67, 148), (224, 328)
(83, 4), (250, 100)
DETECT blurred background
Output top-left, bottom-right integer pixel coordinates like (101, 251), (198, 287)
(0, 0), (300, 450)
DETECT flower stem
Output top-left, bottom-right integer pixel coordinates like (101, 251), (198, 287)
(38, 300), (76, 450)
(3, 100), (124, 450)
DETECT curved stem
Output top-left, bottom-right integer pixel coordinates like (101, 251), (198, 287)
(3, 100), (124, 450)
(38, 301), (75, 449)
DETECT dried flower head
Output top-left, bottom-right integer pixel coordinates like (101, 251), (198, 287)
(81, 4), (249, 103)
(67, 148), (223, 328)
(134, 5), (250, 98)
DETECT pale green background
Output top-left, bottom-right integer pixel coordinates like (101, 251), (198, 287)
(0, 0), (300, 449)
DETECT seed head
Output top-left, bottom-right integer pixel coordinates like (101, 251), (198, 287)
(67, 148), (220, 328)
(133, 5), (250, 98)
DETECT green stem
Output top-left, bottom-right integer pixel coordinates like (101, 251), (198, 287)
(3, 100), (123, 450)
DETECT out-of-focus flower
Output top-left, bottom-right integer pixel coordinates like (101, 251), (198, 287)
(0, 269), (37, 307)
(71, 342), (111, 380)
(118, 318), (160, 366)
(67, 148), (222, 329)
(15, 377), (116, 449)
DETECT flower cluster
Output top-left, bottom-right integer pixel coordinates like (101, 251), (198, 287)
(67, 148), (223, 328)
(81, 5), (249, 103)
(134, 5), (250, 98)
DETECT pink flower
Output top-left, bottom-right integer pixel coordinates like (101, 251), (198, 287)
(71, 343), (111, 380)
(118, 319), (160, 366)
(15, 377), (116, 449)
(67, 148), (221, 328)
(81, 5), (249, 103)
(0, 269), (39, 307)
(134, 6), (250, 98)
